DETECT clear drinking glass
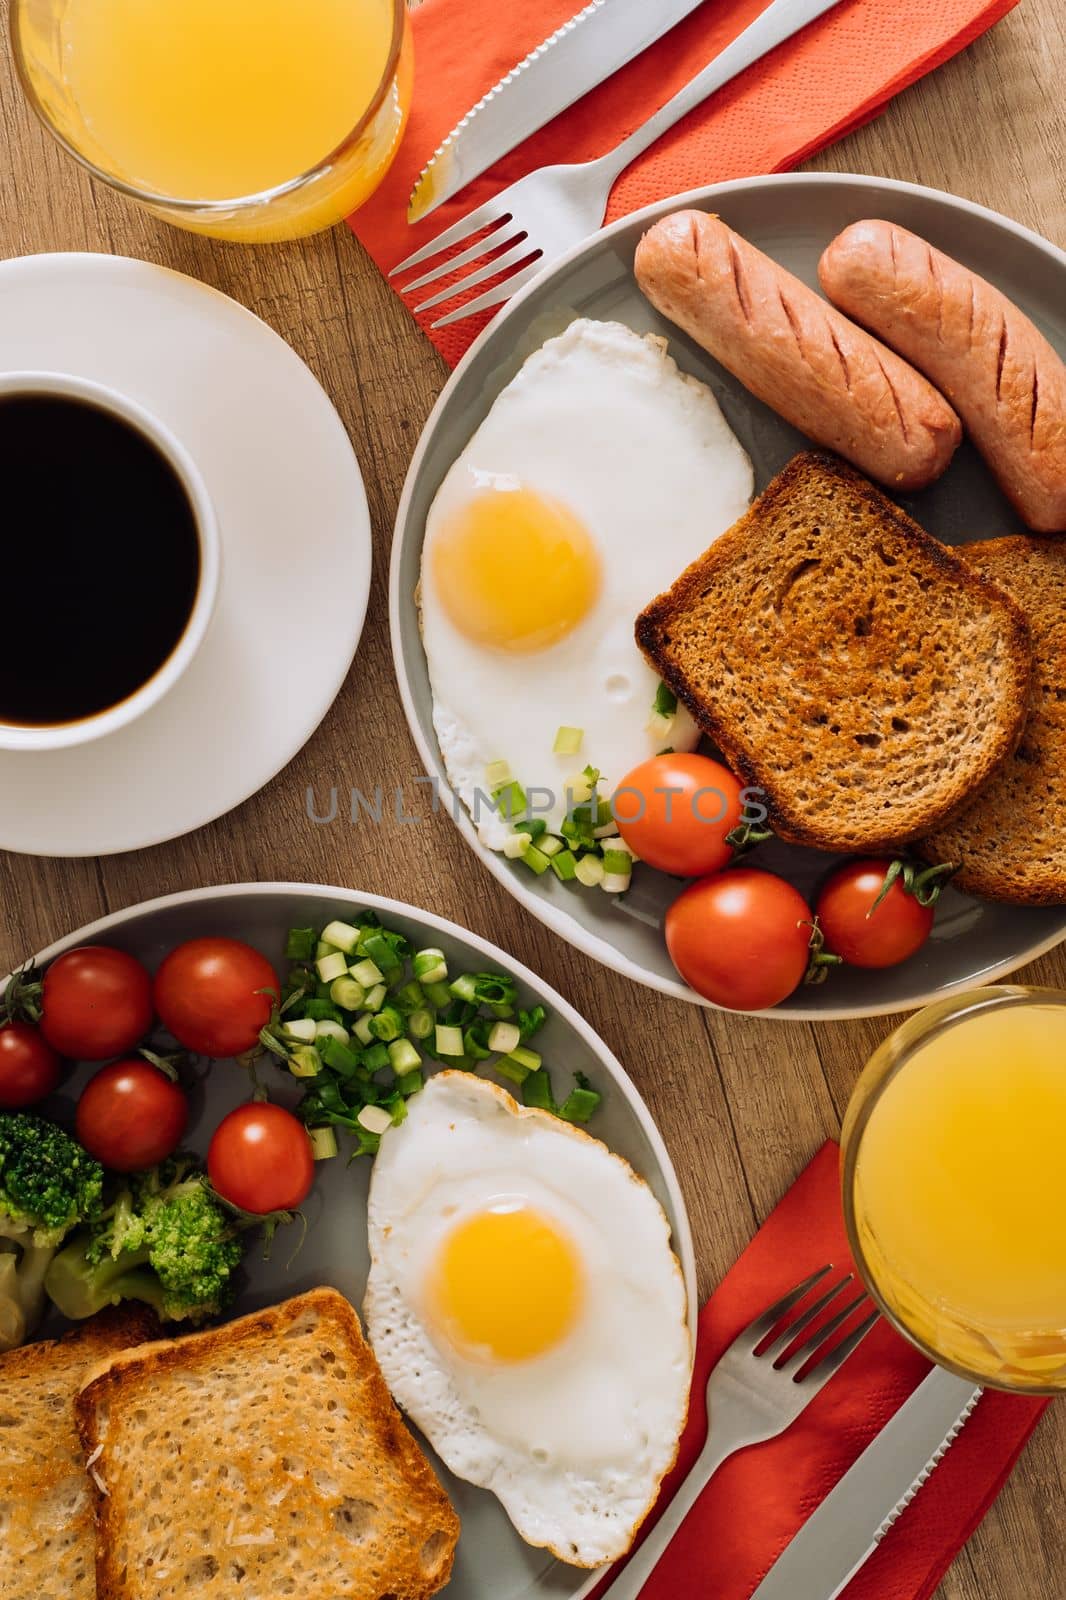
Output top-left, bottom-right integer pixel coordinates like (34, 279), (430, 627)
(843, 985), (1066, 1394)
(11, 0), (412, 242)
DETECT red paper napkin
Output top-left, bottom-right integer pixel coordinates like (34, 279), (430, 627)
(350, 0), (1022, 367)
(588, 1142), (1046, 1600)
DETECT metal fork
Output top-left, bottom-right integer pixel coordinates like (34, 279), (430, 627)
(599, 1265), (879, 1600)
(392, 0), (846, 327)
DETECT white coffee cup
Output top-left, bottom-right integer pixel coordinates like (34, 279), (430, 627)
(0, 370), (220, 751)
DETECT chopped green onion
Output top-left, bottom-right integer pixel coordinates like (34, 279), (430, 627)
(553, 726), (584, 756)
(316, 951), (349, 983)
(352, 1014), (374, 1046)
(363, 983), (387, 1013)
(538, 834), (564, 859)
(647, 709), (675, 740)
(407, 1007), (434, 1040)
(350, 957), (384, 988)
(551, 849), (578, 881)
(309, 1125), (339, 1161)
(522, 844), (552, 875)
(488, 1020), (521, 1054)
(357, 1104), (393, 1137)
(320, 1036), (361, 1075)
(522, 1068), (555, 1112)
(484, 759), (512, 790)
(413, 948), (448, 984)
(494, 1056), (531, 1085)
(302, 998), (344, 1022)
(392, 979), (426, 1012)
(558, 1076), (601, 1124)
(314, 1019), (350, 1045)
(653, 681), (678, 716)
(435, 1024), (465, 1057)
(424, 979), (453, 1009)
(507, 1045), (541, 1074)
(503, 832), (530, 860)
(518, 1006), (547, 1041)
(491, 779), (527, 820)
(283, 1017), (318, 1045)
(329, 975), (366, 1012)
(362, 1041), (390, 1072)
(285, 927), (317, 961)
(289, 1045), (322, 1079)
(321, 919), (361, 955)
(315, 939), (339, 960)
(463, 1021), (493, 1062)
(368, 1005), (404, 1042)
(574, 854), (605, 888)
(360, 932), (403, 972)
(388, 1038), (421, 1075)
(396, 1068), (424, 1097)
(565, 771), (593, 805)
(449, 973), (479, 1004)
(602, 847), (634, 875)
(602, 872), (631, 894)
(515, 817), (547, 840)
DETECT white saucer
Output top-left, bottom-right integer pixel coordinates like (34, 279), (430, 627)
(0, 253), (371, 856)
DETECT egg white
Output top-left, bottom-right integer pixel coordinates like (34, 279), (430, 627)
(363, 1072), (691, 1568)
(420, 318), (753, 846)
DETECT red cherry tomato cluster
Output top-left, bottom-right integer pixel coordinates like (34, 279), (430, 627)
(613, 754), (944, 1013)
(0, 936), (313, 1215)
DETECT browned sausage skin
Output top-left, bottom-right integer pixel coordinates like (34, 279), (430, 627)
(819, 220), (1066, 532)
(634, 211), (962, 492)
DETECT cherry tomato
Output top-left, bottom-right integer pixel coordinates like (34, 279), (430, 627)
(0, 1021), (61, 1108)
(665, 868), (814, 1011)
(153, 938), (278, 1059)
(76, 1059), (189, 1172)
(614, 753), (746, 878)
(815, 860), (935, 969)
(40, 946), (153, 1061)
(207, 1103), (314, 1214)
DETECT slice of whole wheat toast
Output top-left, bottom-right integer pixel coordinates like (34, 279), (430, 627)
(0, 1305), (158, 1600)
(74, 1286), (459, 1600)
(919, 536), (1066, 902)
(635, 452), (1032, 852)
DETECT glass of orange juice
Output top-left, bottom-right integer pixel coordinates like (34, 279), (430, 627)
(11, 0), (412, 242)
(843, 986), (1066, 1394)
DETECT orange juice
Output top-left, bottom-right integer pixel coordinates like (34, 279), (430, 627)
(14, 0), (410, 240)
(845, 993), (1066, 1390)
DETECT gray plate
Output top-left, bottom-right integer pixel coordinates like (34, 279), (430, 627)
(27, 882), (696, 1600)
(390, 172), (1066, 1020)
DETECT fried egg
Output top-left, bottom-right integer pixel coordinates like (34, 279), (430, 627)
(420, 318), (753, 846)
(363, 1072), (691, 1568)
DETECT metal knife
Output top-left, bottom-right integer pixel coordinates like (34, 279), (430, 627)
(749, 1367), (982, 1600)
(407, 0), (709, 223)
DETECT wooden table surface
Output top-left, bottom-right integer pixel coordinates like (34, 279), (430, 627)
(1, 2), (1064, 1593)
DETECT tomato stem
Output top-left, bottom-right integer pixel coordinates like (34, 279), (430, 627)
(869, 857), (958, 915)
(802, 917), (843, 986)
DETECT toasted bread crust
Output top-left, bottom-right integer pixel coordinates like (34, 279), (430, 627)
(919, 536), (1066, 902)
(0, 1306), (158, 1600)
(75, 1287), (459, 1600)
(635, 453), (1032, 852)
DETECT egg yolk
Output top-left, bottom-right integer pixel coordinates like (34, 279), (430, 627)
(428, 1200), (584, 1362)
(431, 483), (601, 652)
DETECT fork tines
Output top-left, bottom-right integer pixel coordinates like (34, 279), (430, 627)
(390, 208), (543, 328)
(749, 1267), (879, 1383)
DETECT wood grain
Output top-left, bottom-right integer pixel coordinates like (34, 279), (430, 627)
(1, 3), (1064, 1594)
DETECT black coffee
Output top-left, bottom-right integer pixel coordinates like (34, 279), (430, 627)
(0, 394), (202, 726)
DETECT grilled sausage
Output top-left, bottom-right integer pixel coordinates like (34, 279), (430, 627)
(633, 211), (962, 492)
(819, 220), (1066, 532)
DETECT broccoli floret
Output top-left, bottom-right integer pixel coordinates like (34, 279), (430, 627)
(45, 1157), (243, 1325)
(0, 1113), (104, 1350)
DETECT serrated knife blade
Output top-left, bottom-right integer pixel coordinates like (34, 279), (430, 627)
(407, 0), (709, 223)
(749, 1366), (982, 1600)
